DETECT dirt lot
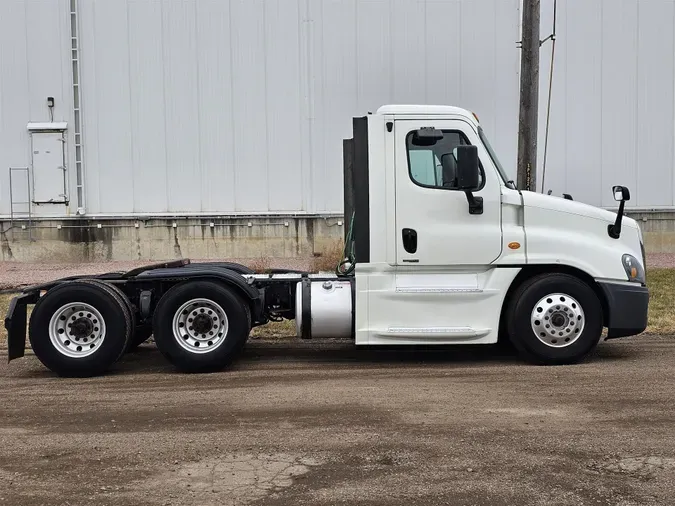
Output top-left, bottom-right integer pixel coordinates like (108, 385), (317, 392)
(1, 336), (674, 506)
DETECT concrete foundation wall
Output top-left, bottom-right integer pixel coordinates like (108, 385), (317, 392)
(0, 217), (344, 263)
(1, 212), (674, 263)
(627, 211), (675, 254)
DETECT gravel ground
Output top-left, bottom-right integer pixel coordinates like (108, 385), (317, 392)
(1, 336), (674, 505)
(645, 253), (675, 269)
(0, 252), (671, 291)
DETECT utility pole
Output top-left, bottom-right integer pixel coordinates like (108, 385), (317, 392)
(517, 0), (540, 192)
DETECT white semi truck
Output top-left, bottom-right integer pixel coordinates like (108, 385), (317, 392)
(5, 105), (649, 377)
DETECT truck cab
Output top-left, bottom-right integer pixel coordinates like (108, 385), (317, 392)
(344, 105), (648, 362)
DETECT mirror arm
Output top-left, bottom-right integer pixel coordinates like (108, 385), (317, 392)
(607, 200), (625, 239)
(464, 191), (483, 215)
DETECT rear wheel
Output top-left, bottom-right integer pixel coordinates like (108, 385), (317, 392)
(507, 273), (603, 365)
(79, 279), (147, 353)
(126, 326), (153, 351)
(153, 281), (251, 373)
(29, 280), (132, 377)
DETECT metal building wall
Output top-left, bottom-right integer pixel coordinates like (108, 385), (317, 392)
(5, 0), (675, 218)
(538, 0), (675, 209)
(75, 0), (521, 216)
(0, 0), (76, 218)
(1, 0), (519, 217)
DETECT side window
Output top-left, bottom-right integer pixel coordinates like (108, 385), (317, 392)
(406, 130), (483, 190)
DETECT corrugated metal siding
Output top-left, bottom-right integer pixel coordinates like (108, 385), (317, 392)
(0, 0), (519, 216)
(306, 0), (521, 213)
(15, 1), (675, 214)
(538, 0), (675, 208)
(74, 0), (520, 215)
(0, 0), (74, 217)
(0, 1), (31, 216)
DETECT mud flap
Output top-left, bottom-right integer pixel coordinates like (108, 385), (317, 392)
(5, 293), (38, 362)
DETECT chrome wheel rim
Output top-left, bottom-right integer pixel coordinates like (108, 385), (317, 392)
(531, 293), (585, 348)
(172, 298), (229, 354)
(49, 302), (106, 358)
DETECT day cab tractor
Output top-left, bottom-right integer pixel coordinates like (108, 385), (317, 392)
(5, 105), (649, 377)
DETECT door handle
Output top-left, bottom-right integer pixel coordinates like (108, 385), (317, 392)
(402, 228), (417, 254)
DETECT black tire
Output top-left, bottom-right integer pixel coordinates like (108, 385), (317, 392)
(81, 279), (148, 354)
(83, 279), (140, 352)
(126, 326), (153, 352)
(507, 273), (603, 365)
(153, 280), (251, 373)
(29, 280), (132, 377)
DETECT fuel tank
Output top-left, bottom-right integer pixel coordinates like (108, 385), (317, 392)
(295, 280), (353, 339)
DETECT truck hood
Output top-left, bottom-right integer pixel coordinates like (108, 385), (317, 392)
(517, 190), (643, 281)
(520, 191), (637, 229)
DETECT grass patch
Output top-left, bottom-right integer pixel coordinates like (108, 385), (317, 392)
(247, 254), (274, 274)
(311, 239), (346, 274)
(250, 319), (296, 339)
(645, 268), (675, 334)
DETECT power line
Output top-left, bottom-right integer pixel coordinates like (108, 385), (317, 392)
(540, 0), (558, 193)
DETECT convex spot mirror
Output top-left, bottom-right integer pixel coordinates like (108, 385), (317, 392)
(613, 185), (630, 202)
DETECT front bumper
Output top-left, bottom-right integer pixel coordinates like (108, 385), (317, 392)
(598, 281), (649, 339)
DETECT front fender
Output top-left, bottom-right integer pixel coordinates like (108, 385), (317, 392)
(524, 206), (641, 281)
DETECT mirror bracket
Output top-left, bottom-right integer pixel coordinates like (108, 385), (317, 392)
(607, 200), (625, 239)
(465, 192), (483, 215)
(608, 185), (630, 239)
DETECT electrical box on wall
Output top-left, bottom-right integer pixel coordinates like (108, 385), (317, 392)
(26, 122), (69, 204)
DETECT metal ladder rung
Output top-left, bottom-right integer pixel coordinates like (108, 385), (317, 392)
(8, 166), (33, 240)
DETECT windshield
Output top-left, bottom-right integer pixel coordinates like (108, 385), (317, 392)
(478, 126), (515, 189)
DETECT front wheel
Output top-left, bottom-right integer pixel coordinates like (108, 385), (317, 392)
(507, 274), (603, 365)
(153, 281), (251, 373)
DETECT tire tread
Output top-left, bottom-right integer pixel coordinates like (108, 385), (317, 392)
(29, 279), (133, 376)
(152, 280), (251, 373)
(507, 273), (602, 365)
(76, 279), (133, 362)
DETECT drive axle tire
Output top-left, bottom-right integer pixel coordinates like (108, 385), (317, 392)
(77, 279), (148, 354)
(29, 280), (132, 377)
(126, 326), (153, 352)
(152, 280), (251, 373)
(507, 273), (603, 365)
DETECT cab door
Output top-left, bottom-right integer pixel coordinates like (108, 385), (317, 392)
(394, 119), (502, 266)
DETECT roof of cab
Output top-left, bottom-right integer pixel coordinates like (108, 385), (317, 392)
(376, 104), (476, 120)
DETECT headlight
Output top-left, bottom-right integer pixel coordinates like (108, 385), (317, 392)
(622, 254), (646, 284)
